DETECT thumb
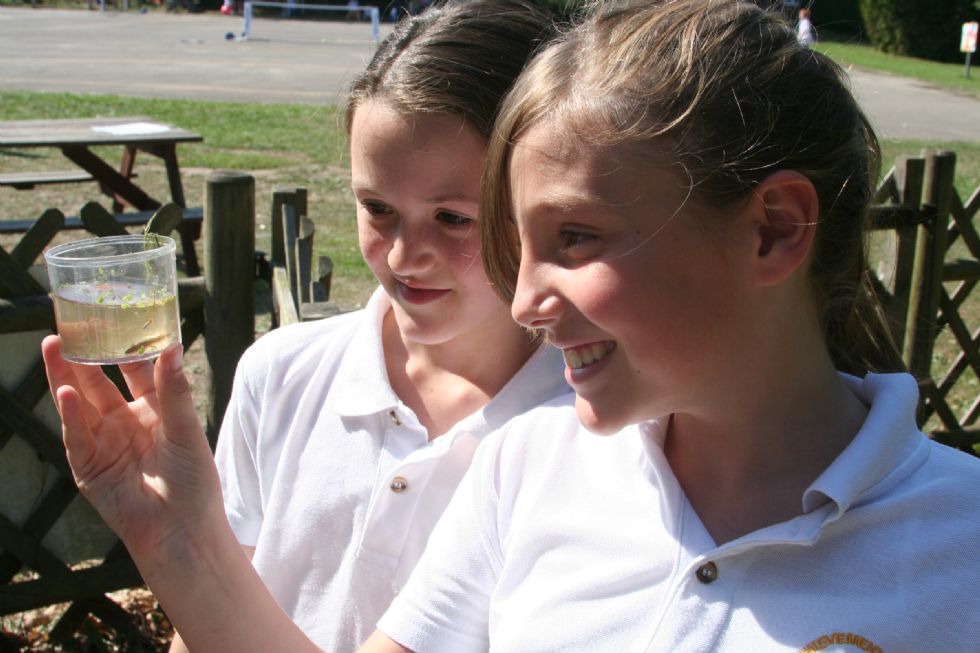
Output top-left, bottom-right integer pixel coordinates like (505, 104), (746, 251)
(154, 344), (207, 449)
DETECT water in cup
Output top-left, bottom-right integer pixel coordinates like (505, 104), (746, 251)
(45, 235), (181, 365)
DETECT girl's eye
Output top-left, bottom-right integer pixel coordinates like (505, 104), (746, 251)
(559, 229), (596, 249)
(361, 201), (392, 216)
(437, 211), (474, 227)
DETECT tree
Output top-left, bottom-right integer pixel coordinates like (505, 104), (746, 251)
(859, 0), (978, 63)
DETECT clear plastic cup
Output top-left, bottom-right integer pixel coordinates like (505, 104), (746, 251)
(44, 234), (181, 365)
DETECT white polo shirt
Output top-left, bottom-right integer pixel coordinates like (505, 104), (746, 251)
(214, 287), (569, 652)
(379, 372), (980, 652)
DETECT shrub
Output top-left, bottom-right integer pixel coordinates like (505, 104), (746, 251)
(859, 0), (978, 63)
(812, 0), (865, 38)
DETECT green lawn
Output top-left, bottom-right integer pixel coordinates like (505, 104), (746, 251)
(815, 35), (980, 99)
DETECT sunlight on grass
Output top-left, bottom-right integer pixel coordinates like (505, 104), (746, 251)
(815, 36), (980, 98)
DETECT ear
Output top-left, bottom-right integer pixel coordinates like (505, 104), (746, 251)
(750, 170), (819, 287)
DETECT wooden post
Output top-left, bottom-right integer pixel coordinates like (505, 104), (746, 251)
(905, 150), (956, 382)
(890, 156), (924, 358)
(270, 187), (307, 266)
(203, 171), (255, 448)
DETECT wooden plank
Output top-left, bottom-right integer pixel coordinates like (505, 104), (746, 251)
(0, 294), (56, 334)
(868, 205), (919, 231)
(949, 192), (980, 262)
(300, 301), (345, 321)
(0, 477), (78, 584)
(315, 255), (333, 302)
(0, 383), (71, 478)
(9, 208), (64, 268)
(931, 426), (980, 451)
(873, 166), (899, 204)
(0, 206), (203, 235)
(887, 158), (926, 356)
(272, 265), (299, 326)
(48, 543), (141, 645)
(296, 216), (315, 304)
(0, 117), (201, 149)
(144, 202), (184, 237)
(282, 204), (300, 312)
(0, 246), (47, 298)
(78, 201), (128, 237)
(270, 187), (307, 266)
(0, 170), (94, 189)
(904, 152), (956, 379)
(0, 558), (142, 616)
(0, 358), (51, 451)
(944, 258), (980, 282)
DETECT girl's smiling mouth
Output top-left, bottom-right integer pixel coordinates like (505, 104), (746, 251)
(562, 341), (616, 369)
(397, 281), (451, 305)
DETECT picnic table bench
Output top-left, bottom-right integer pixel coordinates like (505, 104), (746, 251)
(0, 116), (204, 274)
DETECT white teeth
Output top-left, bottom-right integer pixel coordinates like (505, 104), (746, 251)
(590, 342), (607, 361)
(562, 343), (612, 369)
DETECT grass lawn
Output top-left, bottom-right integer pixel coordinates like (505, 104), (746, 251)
(815, 33), (980, 99)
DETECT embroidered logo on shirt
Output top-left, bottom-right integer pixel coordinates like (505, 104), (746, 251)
(798, 632), (884, 653)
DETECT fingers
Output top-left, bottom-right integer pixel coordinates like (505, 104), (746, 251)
(119, 358), (158, 404)
(154, 344), (208, 451)
(55, 385), (99, 484)
(41, 335), (103, 428)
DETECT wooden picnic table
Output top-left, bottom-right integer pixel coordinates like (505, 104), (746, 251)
(0, 116), (204, 274)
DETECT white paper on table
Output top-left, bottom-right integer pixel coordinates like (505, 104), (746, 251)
(91, 122), (171, 136)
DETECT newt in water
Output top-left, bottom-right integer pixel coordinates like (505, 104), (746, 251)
(125, 334), (170, 356)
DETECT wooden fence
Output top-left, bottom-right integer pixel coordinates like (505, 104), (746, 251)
(0, 170), (256, 648)
(269, 187), (342, 327)
(871, 150), (980, 454)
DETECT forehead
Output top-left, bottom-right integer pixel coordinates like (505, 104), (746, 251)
(349, 99), (486, 194)
(508, 120), (659, 211)
(350, 100), (482, 156)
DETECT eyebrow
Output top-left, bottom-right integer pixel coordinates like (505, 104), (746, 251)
(424, 192), (479, 204)
(522, 189), (616, 214)
(350, 184), (477, 205)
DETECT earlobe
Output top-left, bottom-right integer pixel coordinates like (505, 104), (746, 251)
(752, 170), (819, 286)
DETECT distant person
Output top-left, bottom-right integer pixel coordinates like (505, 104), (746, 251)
(797, 7), (815, 48)
(346, 0), (361, 21)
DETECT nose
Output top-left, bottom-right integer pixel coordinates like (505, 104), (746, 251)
(387, 221), (436, 277)
(511, 252), (562, 331)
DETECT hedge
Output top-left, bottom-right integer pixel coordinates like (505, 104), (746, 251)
(859, 0), (978, 63)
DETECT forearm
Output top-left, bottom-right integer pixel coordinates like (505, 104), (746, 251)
(138, 518), (322, 653)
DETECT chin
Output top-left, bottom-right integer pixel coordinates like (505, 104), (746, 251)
(575, 397), (630, 436)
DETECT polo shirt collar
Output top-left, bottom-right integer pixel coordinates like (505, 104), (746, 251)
(637, 372), (930, 549)
(331, 286), (401, 417)
(329, 288), (569, 429)
(802, 372), (929, 518)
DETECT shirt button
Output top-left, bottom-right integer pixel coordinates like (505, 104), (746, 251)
(389, 476), (408, 493)
(695, 562), (718, 584)
(388, 410), (401, 426)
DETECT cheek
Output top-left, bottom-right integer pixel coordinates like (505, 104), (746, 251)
(357, 221), (389, 271)
(445, 230), (484, 275)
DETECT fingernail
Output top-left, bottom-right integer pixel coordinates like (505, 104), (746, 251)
(167, 343), (184, 373)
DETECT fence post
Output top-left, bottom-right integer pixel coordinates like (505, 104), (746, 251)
(203, 171), (255, 448)
(905, 150), (956, 382)
(890, 156), (924, 360)
(270, 187), (307, 267)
